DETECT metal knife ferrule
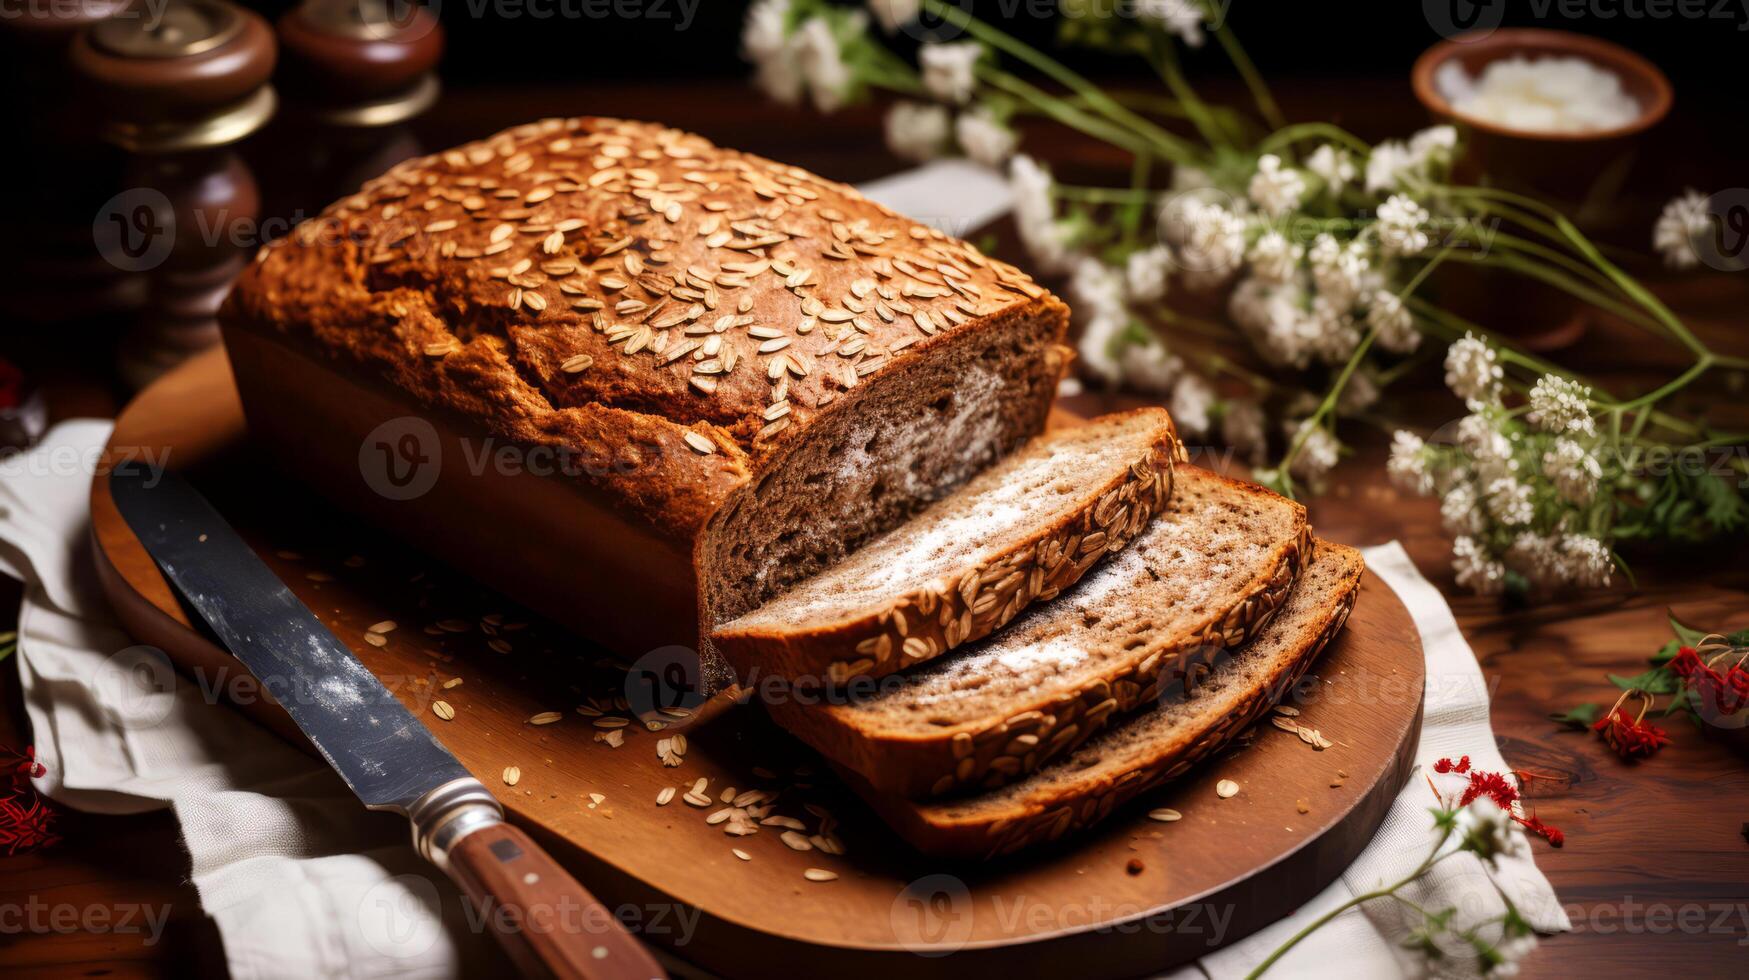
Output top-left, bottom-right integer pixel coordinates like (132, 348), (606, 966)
(406, 776), (504, 869)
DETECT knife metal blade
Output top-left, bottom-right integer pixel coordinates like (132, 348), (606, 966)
(109, 461), (470, 813)
(109, 462), (670, 979)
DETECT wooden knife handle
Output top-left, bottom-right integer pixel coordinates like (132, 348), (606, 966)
(444, 821), (668, 980)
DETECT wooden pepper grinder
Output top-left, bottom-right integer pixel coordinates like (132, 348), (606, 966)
(0, 1), (143, 326)
(70, 0), (278, 389)
(267, 0), (444, 219)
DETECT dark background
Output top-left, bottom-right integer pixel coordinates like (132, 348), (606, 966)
(251, 0), (1746, 116)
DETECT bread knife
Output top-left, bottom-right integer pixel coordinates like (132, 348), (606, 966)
(108, 462), (666, 980)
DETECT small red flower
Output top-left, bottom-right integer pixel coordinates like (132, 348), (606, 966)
(1668, 646), (1705, 679)
(3, 744), (46, 791)
(1592, 705), (1670, 760)
(1459, 769), (1520, 809)
(1515, 813), (1565, 848)
(0, 793), (59, 855)
(1433, 755), (1471, 774)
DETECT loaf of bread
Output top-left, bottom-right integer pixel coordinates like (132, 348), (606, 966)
(220, 117), (1070, 686)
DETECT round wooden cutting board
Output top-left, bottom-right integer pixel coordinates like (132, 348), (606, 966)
(90, 346), (1425, 978)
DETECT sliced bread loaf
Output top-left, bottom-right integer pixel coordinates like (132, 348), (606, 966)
(712, 409), (1179, 685)
(857, 542), (1364, 857)
(764, 466), (1312, 798)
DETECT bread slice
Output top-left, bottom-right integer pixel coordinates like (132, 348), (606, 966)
(856, 542), (1364, 857)
(764, 466), (1312, 798)
(712, 409), (1179, 685)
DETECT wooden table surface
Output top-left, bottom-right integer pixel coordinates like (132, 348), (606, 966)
(2, 79), (1747, 978)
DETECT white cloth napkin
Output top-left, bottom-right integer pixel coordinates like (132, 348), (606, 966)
(2, 421), (1567, 979)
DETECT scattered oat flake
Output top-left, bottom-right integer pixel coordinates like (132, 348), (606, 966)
(732, 848), (751, 861)
(363, 632), (387, 648)
(1273, 705), (1300, 717)
(1147, 808), (1182, 822)
(803, 869), (837, 882)
(528, 712), (564, 726)
(1216, 779), (1240, 798)
(432, 701), (455, 721)
(589, 793), (605, 806)
(656, 787), (676, 806)
(503, 766), (522, 786)
(1296, 799), (1310, 814)
(442, 677), (463, 689)
(368, 620), (397, 634)
(594, 729), (625, 748)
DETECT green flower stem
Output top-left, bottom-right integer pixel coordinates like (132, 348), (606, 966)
(977, 67), (1162, 159)
(1255, 121), (1372, 156)
(1121, 154), (1154, 247)
(1482, 228), (1635, 301)
(1446, 185), (1712, 358)
(1050, 183), (1157, 204)
(1273, 244), (1461, 489)
(1211, 19), (1285, 131)
(1146, 31), (1230, 150)
(1445, 249), (1665, 336)
(1247, 832), (1458, 979)
(922, 0), (1202, 164)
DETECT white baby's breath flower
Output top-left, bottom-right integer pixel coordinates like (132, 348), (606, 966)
(1125, 245), (1173, 303)
(1409, 124), (1458, 164)
(1507, 531), (1565, 588)
(1117, 340), (1184, 393)
(744, 0), (802, 105)
(867, 0), (919, 34)
(884, 101), (950, 162)
(743, 0), (792, 61)
(954, 106), (1017, 167)
(1456, 796), (1529, 867)
(1305, 144), (1355, 194)
(1456, 413), (1517, 483)
(1388, 430), (1434, 495)
(1139, 0), (1207, 47)
(1366, 288), (1420, 354)
(1229, 275), (1316, 369)
(1364, 139), (1414, 194)
(1484, 476), (1534, 527)
(1542, 438), (1600, 504)
(1285, 418), (1340, 484)
(1168, 372), (1215, 438)
(1308, 234), (1370, 308)
(1070, 257), (1132, 383)
(1441, 481), (1487, 536)
(1245, 230), (1302, 284)
(1376, 193), (1432, 256)
(1221, 398), (1268, 464)
(1444, 332), (1503, 404)
(1009, 155), (1074, 274)
(920, 41), (982, 105)
(1452, 534), (1506, 595)
(1307, 294), (1361, 366)
(1338, 369), (1380, 413)
(795, 15), (861, 112)
(1527, 374), (1595, 436)
(1561, 534), (1613, 588)
(1162, 195), (1247, 292)
(1247, 154), (1306, 219)
(1653, 189), (1709, 269)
